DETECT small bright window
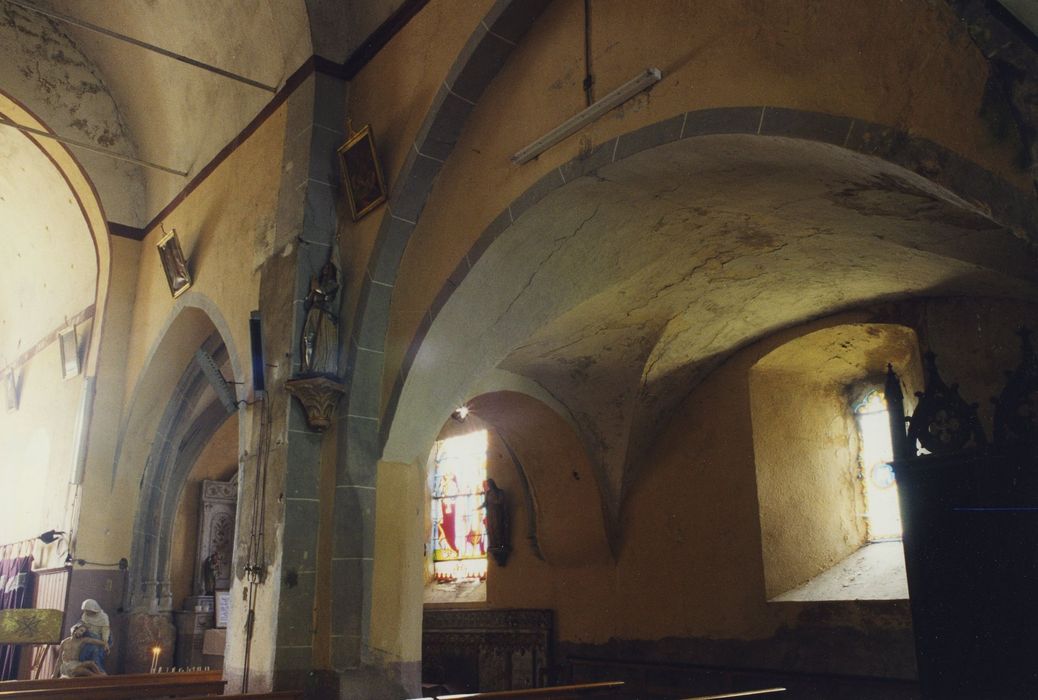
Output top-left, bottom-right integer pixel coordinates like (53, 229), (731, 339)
(430, 430), (488, 583)
(855, 390), (902, 541)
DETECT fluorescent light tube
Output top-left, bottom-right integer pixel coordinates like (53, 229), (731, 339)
(512, 67), (662, 165)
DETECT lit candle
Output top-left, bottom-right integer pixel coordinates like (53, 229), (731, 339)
(150, 647), (161, 674)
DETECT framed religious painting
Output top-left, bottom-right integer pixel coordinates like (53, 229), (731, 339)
(58, 327), (80, 380)
(337, 124), (387, 221)
(157, 228), (192, 298)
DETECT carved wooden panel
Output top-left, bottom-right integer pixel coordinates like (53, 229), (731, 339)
(889, 335), (1038, 697)
(422, 608), (552, 693)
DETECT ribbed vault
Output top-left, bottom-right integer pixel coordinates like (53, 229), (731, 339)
(386, 134), (1038, 520)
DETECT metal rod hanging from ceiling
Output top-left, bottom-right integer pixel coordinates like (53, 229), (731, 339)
(5, 0), (279, 93)
(0, 116), (189, 177)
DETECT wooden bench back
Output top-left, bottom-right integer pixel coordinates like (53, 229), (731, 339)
(0, 670), (221, 691)
(176, 692), (304, 700)
(0, 678), (226, 699)
(678, 690), (786, 699)
(415, 680), (625, 699)
(413, 683), (785, 700)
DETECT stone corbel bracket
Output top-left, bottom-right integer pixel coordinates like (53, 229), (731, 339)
(285, 376), (347, 431)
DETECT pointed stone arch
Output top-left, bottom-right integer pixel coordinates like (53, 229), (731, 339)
(121, 298), (244, 611)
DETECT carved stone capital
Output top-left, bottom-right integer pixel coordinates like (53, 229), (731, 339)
(285, 376), (347, 431)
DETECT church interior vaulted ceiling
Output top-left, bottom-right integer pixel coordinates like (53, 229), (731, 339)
(387, 134), (1038, 517)
(0, 0), (311, 226)
(4, 0), (1038, 697)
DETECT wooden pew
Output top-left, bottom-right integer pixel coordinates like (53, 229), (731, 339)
(0, 670), (221, 692)
(0, 684), (227, 699)
(415, 680), (626, 699)
(0, 671), (307, 700)
(679, 690), (786, 699)
(178, 689), (303, 693)
(0, 676), (226, 699)
(414, 681), (785, 700)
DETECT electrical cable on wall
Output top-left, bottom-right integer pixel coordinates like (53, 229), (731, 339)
(583, 0), (594, 107)
(240, 381), (272, 692)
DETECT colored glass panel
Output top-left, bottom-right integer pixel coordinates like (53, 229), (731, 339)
(430, 430), (488, 582)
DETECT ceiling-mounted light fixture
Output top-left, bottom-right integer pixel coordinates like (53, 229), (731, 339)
(452, 405), (470, 422)
(511, 67), (663, 165)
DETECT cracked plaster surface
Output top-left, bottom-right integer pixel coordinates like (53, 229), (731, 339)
(39, 0), (311, 220)
(0, 1), (145, 225)
(386, 135), (1038, 518)
(2, 1), (312, 225)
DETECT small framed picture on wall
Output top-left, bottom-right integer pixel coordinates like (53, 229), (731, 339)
(337, 124), (387, 221)
(157, 228), (192, 298)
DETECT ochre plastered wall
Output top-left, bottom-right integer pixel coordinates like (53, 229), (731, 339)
(121, 104), (287, 407)
(373, 0), (1030, 410)
(465, 392), (611, 567)
(413, 297), (1038, 676)
(752, 376), (864, 599)
(370, 459), (426, 665)
(751, 324), (923, 598)
(74, 235), (139, 565)
(0, 319), (92, 544)
(78, 103), (288, 566)
(339, 0), (496, 333)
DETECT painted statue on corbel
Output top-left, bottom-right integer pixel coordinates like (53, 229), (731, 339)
(300, 260), (340, 377)
(286, 257), (348, 431)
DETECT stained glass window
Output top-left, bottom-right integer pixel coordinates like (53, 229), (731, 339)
(855, 390), (902, 540)
(430, 430), (488, 583)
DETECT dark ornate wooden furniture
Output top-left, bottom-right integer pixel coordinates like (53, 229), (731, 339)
(886, 330), (1038, 699)
(422, 608), (553, 693)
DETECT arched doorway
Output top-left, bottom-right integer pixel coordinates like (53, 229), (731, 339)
(120, 303), (244, 672)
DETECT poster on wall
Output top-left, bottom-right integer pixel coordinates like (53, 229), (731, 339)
(214, 590), (231, 629)
(337, 124), (387, 221)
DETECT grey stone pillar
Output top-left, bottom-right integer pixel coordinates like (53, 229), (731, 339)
(265, 70), (349, 690)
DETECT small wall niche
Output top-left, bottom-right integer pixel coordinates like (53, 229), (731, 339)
(749, 323), (923, 601)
